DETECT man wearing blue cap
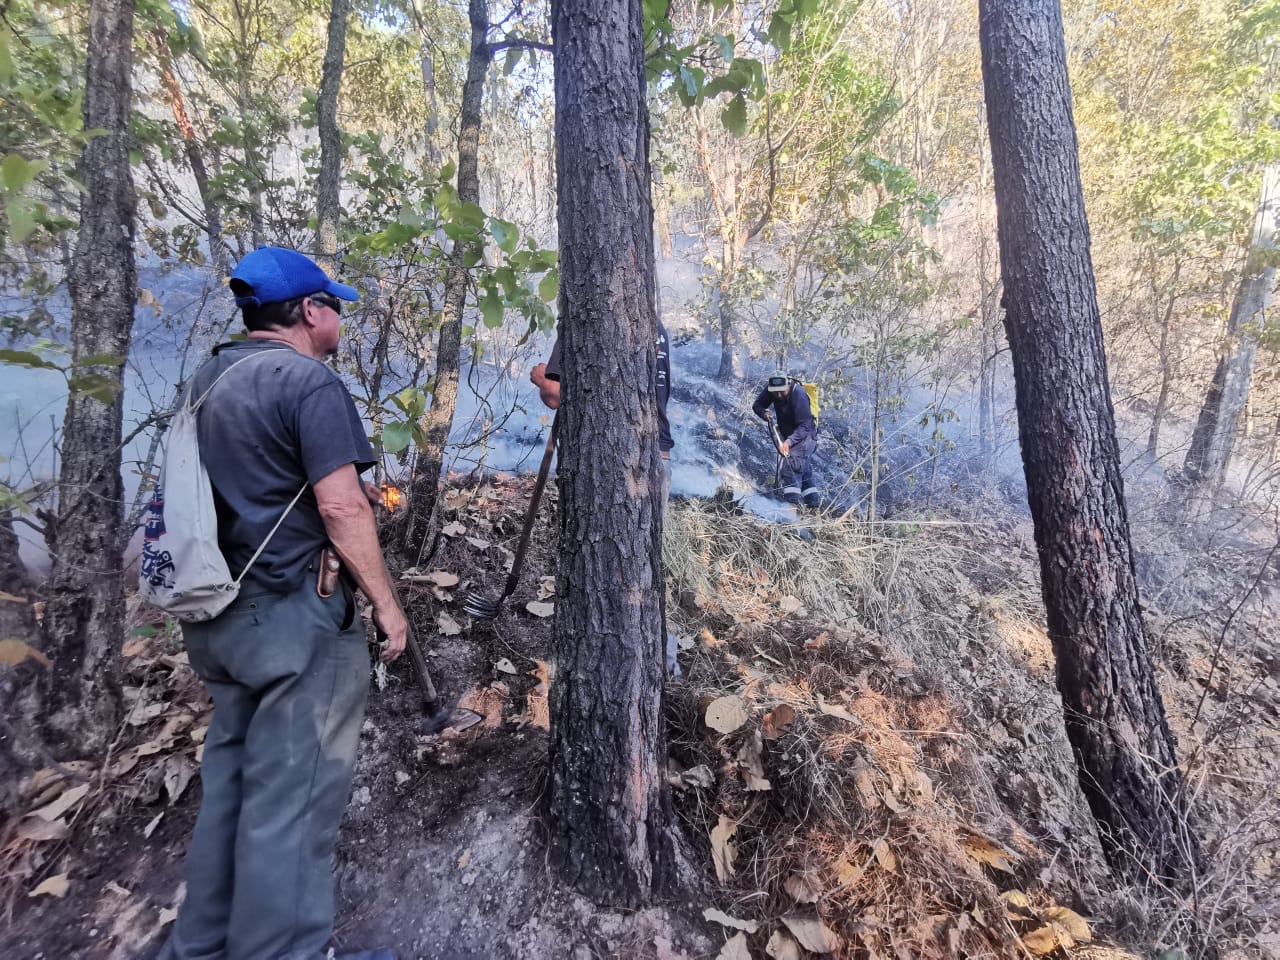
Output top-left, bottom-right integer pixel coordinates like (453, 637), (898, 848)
(159, 247), (404, 960)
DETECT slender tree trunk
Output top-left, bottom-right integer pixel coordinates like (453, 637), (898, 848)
(980, 0), (1201, 888)
(547, 0), (677, 906)
(315, 0), (351, 267)
(411, 0), (442, 168)
(33, 0), (137, 754)
(1146, 254), (1180, 459)
(1184, 164), (1279, 488)
(400, 0), (489, 561)
(151, 28), (230, 275)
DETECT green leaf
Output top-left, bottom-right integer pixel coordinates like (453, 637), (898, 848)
(5, 199), (37, 244)
(768, 10), (794, 51)
(0, 26), (13, 85)
(504, 45), (522, 76)
(129, 625), (159, 638)
(67, 374), (123, 403)
(715, 32), (735, 63)
(0, 348), (59, 370)
(75, 353), (124, 367)
(1, 154), (47, 193)
(721, 94), (748, 137)
(489, 217), (519, 255)
(538, 269), (559, 303)
(381, 421), (412, 457)
(795, 0), (820, 16)
(479, 288), (505, 328)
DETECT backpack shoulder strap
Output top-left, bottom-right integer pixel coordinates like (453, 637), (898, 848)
(188, 347), (287, 413)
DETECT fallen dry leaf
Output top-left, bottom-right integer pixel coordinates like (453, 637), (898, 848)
(816, 695), (860, 725)
(761, 703), (796, 740)
(0, 590), (29, 603)
(525, 601), (554, 618)
(962, 832), (1017, 874)
(736, 730), (771, 791)
(670, 763), (715, 790)
(158, 906), (178, 926)
(715, 932), (751, 960)
(1044, 906), (1091, 942)
(31, 782), (90, 823)
(494, 658), (518, 675)
(106, 881), (131, 897)
(465, 536), (491, 549)
(536, 575), (556, 600)
(705, 696), (749, 734)
(781, 914), (841, 953)
(700, 627), (724, 647)
(144, 811), (164, 839)
(779, 595), (803, 614)
(710, 815), (738, 882)
(427, 571), (460, 588)
(523, 660), (551, 730)
(16, 817), (69, 842)
(704, 907), (759, 933)
(766, 930), (803, 960)
(0, 638), (51, 667)
(457, 847), (472, 869)
(28, 874), (69, 899)
(804, 632), (830, 651)
(783, 872), (821, 904)
(441, 521), (467, 538)
(122, 637), (150, 658)
(437, 612), (463, 636)
(873, 838), (898, 874)
(163, 756), (196, 806)
(1022, 925), (1068, 955)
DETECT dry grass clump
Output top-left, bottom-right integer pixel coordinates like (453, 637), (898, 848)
(662, 498), (1102, 959)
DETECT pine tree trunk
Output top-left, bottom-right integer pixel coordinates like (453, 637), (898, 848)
(546, 0), (677, 906)
(315, 0), (351, 267)
(1184, 164), (1279, 487)
(979, 0), (1201, 888)
(34, 0), (137, 754)
(399, 0), (489, 562)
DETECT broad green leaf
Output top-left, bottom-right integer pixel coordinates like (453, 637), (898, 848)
(479, 289), (505, 328)
(6, 199), (37, 244)
(768, 10), (794, 51)
(715, 33), (735, 63)
(381, 421), (413, 457)
(0, 348), (59, 370)
(0, 26), (13, 85)
(489, 217), (519, 255)
(721, 94), (748, 137)
(2, 154), (47, 193)
(68, 374), (123, 403)
(538, 269), (559, 303)
(504, 45), (522, 76)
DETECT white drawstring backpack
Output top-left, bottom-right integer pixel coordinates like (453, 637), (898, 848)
(138, 350), (306, 622)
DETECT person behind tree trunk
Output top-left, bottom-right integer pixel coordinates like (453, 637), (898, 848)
(530, 323), (679, 671)
(158, 246), (403, 960)
(753, 372), (819, 507)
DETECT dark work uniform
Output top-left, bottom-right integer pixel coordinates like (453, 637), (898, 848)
(753, 383), (819, 506)
(162, 340), (376, 960)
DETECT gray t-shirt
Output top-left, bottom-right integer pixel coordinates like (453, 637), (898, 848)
(189, 340), (375, 592)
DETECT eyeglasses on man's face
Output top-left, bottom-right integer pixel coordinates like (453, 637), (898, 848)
(309, 292), (341, 315)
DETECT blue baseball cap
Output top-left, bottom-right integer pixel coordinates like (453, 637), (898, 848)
(229, 245), (360, 308)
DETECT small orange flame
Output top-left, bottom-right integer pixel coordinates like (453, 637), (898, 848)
(381, 484), (403, 511)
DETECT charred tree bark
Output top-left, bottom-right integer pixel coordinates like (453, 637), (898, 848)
(546, 0), (677, 906)
(33, 0), (137, 754)
(1184, 163), (1279, 488)
(398, 0), (489, 562)
(979, 0), (1202, 888)
(151, 27), (230, 276)
(315, 0), (351, 268)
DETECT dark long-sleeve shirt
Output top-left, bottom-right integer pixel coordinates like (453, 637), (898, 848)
(753, 384), (816, 447)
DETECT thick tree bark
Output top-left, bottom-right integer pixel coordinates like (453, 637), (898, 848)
(152, 28), (231, 276)
(1184, 163), (1279, 487)
(546, 0), (677, 906)
(979, 0), (1201, 887)
(398, 0), (489, 562)
(34, 0), (137, 754)
(315, 0), (351, 268)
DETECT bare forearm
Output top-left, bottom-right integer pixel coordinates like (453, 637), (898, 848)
(321, 501), (398, 609)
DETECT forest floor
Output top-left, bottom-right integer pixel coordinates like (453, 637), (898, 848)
(1, 474), (1277, 960)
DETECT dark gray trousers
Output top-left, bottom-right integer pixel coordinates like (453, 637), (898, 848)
(160, 581), (369, 960)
